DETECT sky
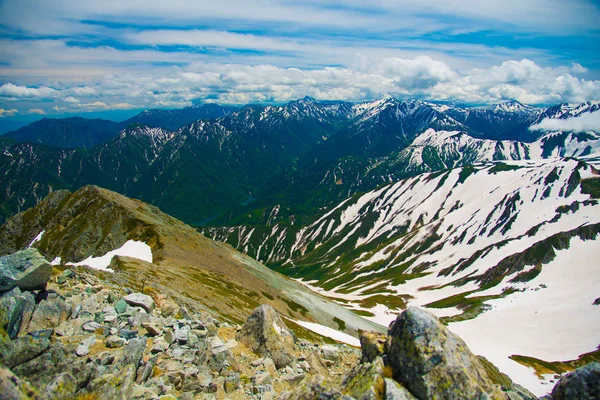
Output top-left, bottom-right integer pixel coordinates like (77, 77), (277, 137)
(0, 0), (599, 122)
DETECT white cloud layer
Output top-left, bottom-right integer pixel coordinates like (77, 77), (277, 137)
(0, 108), (19, 117)
(530, 110), (600, 132)
(0, 57), (598, 114)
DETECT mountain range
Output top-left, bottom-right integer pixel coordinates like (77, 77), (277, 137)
(1, 96), (599, 396)
(1, 98), (598, 227)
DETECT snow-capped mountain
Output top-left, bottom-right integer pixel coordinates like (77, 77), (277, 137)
(208, 155), (600, 396)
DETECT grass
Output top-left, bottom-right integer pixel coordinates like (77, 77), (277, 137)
(510, 347), (600, 378)
(581, 177), (600, 199)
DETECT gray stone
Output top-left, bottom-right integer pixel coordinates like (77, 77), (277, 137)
(341, 357), (386, 400)
(123, 293), (155, 313)
(360, 331), (387, 363)
(0, 364), (41, 399)
(321, 344), (340, 361)
(82, 321), (101, 332)
(384, 378), (417, 400)
(386, 307), (504, 400)
(0, 248), (52, 292)
(27, 293), (69, 332)
(151, 338), (169, 353)
(76, 336), (96, 357)
(548, 362), (600, 400)
(237, 304), (296, 369)
(0, 335), (50, 368)
(45, 372), (78, 399)
(119, 337), (146, 368)
(224, 372), (240, 393)
(105, 335), (126, 348)
(88, 363), (136, 400)
(115, 299), (128, 314)
(0, 286), (36, 339)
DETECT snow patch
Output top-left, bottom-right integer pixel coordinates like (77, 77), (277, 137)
(291, 319), (360, 347)
(67, 240), (153, 272)
(28, 230), (45, 248)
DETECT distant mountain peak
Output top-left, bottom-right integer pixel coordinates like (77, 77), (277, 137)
(493, 100), (534, 113)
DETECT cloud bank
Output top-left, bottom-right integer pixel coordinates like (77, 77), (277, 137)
(530, 110), (600, 132)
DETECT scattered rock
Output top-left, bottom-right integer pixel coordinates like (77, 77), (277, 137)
(76, 336), (96, 357)
(237, 304), (296, 369)
(82, 321), (101, 332)
(123, 293), (155, 313)
(115, 299), (128, 314)
(224, 372), (240, 393)
(0, 335), (51, 368)
(0, 248), (52, 292)
(548, 362), (600, 400)
(386, 307), (504, 400)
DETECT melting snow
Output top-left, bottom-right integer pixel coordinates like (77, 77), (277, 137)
(67, 240), (153, 272)
(28, 230), (45, 248)
(50, 257), (62, 266)
(448, 237), (600, 397)
(291, 319), (360, 347)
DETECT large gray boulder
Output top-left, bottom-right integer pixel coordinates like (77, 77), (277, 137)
(237, 304), (296, 369)
(0, 364), (41, 399)
(386, 307), (504, 400)
(548, 362), (600, 400)
(0, 249), (52, 292)
(0, 287), (36, 339)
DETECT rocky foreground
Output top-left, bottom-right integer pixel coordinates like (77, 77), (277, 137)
(1, 249), (599, 400)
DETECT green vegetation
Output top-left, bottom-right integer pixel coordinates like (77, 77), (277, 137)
(333, 317), (347, 331)
(581, 177), (600, 199)
(510, 348), (600, 378)
(489, 163), (521, 174)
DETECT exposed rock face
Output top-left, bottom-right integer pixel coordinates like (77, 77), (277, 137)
(386, 307), (504, 400)
(26, 292), (69, 332)
(0, 249), (51, 292)
(548, 362), (600, 400)
(340, 356), (386, 399)
(237, 304), (296, 369)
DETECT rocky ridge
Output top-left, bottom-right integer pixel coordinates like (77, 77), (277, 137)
(1, 249), (597, 399)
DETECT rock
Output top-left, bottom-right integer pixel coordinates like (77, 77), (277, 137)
(26, 293), (69, 332)
(0, 248), (52, 292)
(0, 364), (41, 399)
(118, 328), (138, 340)
(88, 363), (136, 400)
(76, 336), (96, 357)
(137, 355), (157, 384)
(82, 321), (101, 332)
(0, 335), (50, 368)
(173, 327), (189, 343)
(45, 372), (78, 399)
(322, 344), (340, 361)
(56, 269), (75, 285)
(253, 371), (272, 385)
(224, 372), (240, 393)
(386, 307), (504, 400)
(142, 321), (162, 336)
(151, 338), (169, 353)
(340, 356), (386, 400)
(119, 337), (146, 368)
(360, 331), (387, 363)
(548, 362), (600, 400)
(306, 351), (330, 377)
(123, 293), (155, 313)
(105, 335), (126, 348)
(384, 378), (417, 400)
(0, 286), (36, 339)
(237, 304), (296, 369)
(279, 375), (346, 400)
(115, 299), (128, 314)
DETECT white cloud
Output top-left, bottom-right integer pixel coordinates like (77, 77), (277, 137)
(0, 108), (19, 117)
(530, 110), (600, 132)
(0, 83), (58, 100)
(26, 108), (46, 115)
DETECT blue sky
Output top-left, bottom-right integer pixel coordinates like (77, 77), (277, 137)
(0, 0), (599, 122)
